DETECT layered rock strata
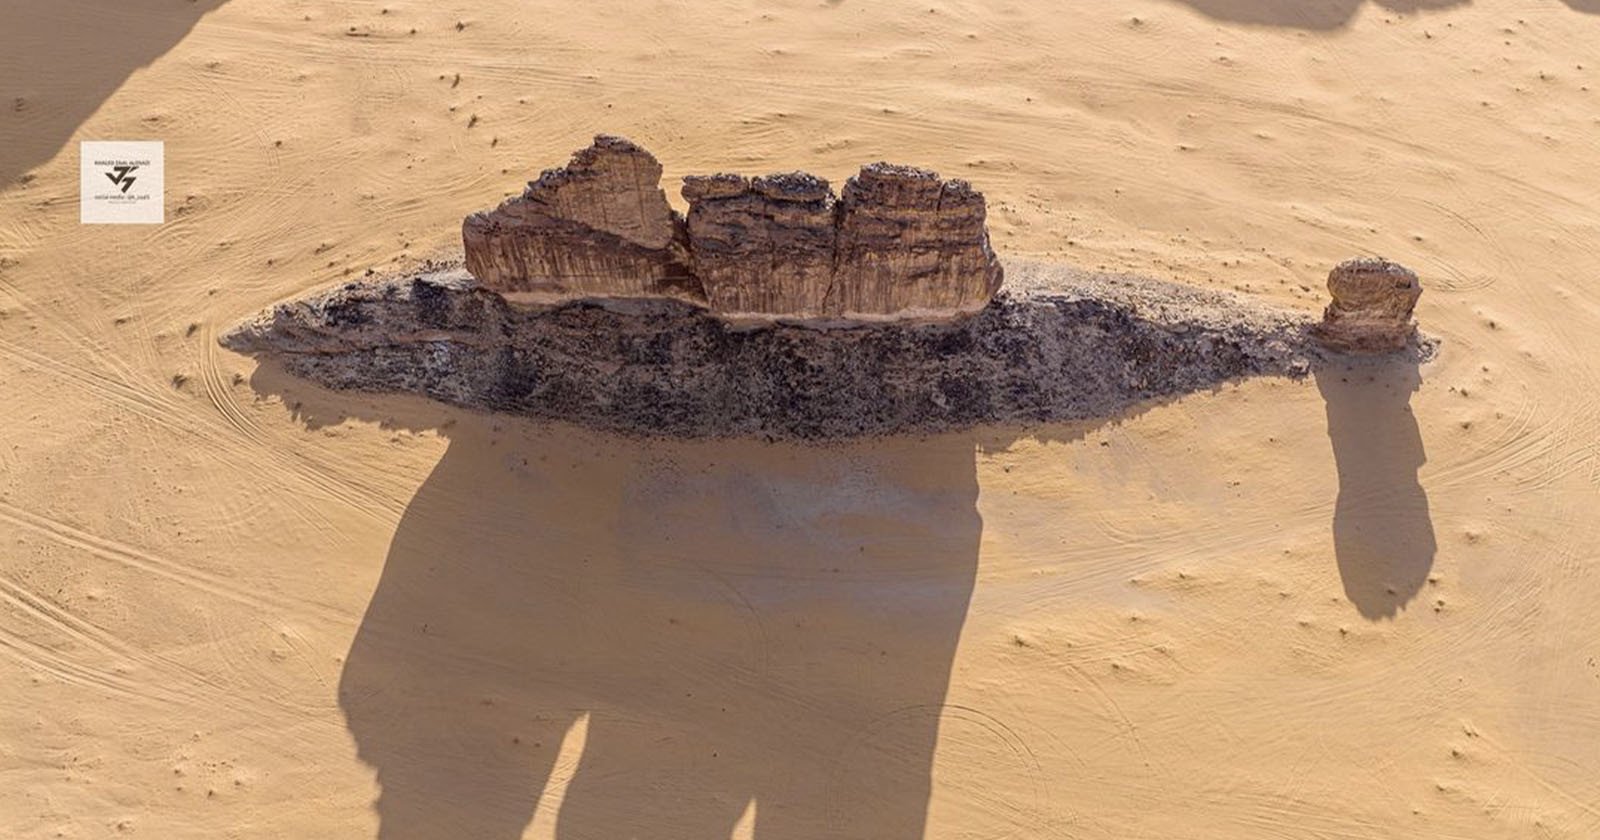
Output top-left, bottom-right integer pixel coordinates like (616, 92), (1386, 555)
(462, 136), (1004, 319)
(224, 261), (1429, 440)
(461, 135), (699, 302)
(681, 172), (838, 316)
(1314, 257), (1423, 353)
(833, 163), (1003, 315)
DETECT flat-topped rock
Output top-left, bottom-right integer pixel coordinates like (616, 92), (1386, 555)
(682, 172), (838, 316)
(833, 163), (1003, 316)
(679, 163), (1004, 318)
(1315, 257), (1422, 353)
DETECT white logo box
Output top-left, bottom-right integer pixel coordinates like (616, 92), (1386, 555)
(81, 141), (164, 225)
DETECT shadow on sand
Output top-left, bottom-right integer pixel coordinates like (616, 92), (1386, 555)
(248, 359), (1129, 839)
(1163, 0), (1465, 29)
(0, 0), (228, 188)
(1316, 357), (1436, 620)
(339, 426), (983, 839)
(244, 336), (1431, 837)
(260, 359), (998, 839)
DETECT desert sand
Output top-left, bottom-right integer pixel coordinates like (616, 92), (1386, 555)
(3, 1), (1600, 837)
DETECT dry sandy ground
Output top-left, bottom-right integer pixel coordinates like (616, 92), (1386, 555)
(3, 1), (1600, 837)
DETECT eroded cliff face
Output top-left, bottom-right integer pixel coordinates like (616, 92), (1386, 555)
(834, 163), (1003, 316)
(1314, 257), (1423, 353)
(461, 135), (699, 302)
(682, 172), (838, 316)
(462, 136), (1004, 319)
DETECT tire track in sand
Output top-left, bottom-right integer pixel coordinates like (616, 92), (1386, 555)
(0, 500), (352, 627)
(196, 321), (410, 522)
(0, 332), (406, 526)
(0, 575), (241, 708)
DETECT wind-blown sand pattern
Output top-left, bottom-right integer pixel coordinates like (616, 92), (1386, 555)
(5, 1), (1600, 839)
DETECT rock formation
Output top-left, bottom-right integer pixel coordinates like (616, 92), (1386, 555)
(221, 260), (1425, 440)
(1314, 257), (1422, 352)
(461, 135), (1004, 319)
(231, 144), (1440, 439)
(682, 172), (838, 316)
(461, 135), (699, 302)
(833, 163), (1003, 315)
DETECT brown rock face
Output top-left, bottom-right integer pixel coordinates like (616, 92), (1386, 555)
(461, 135), (698, 301)
(682, 172), (838, 316)
(1315, 257), (1422, 352)
(834, 163), (1004, 316)
(681, 164), (1004, 317)
(462, 136), (1004, 318)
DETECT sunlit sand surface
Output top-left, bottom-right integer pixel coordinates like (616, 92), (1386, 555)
(3, 1), (1600, 837)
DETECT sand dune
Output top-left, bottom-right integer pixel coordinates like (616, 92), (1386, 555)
(4, 0), (1600, 837)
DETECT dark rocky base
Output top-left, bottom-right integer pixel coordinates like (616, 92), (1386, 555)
(222, 260), (1434, 440)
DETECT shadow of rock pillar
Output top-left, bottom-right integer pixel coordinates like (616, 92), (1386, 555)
(1316, 359), (1436, 619)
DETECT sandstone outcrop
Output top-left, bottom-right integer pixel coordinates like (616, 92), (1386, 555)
(833, 163), (1003, 315)
(461, 135), (698, 302)
(461, 136), (1004, 319)
(682, 172), (838, 315)
(1314, 257), (1422, 352)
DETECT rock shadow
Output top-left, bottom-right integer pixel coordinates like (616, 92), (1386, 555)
(241, 360), (1172, 839)
(236, 303), (1340, 837)
(1, 0), (228, 188)
(1315, 357), (1435, 619)
(273, 371), (984, 838)
(1163, 0), (1466, 29)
